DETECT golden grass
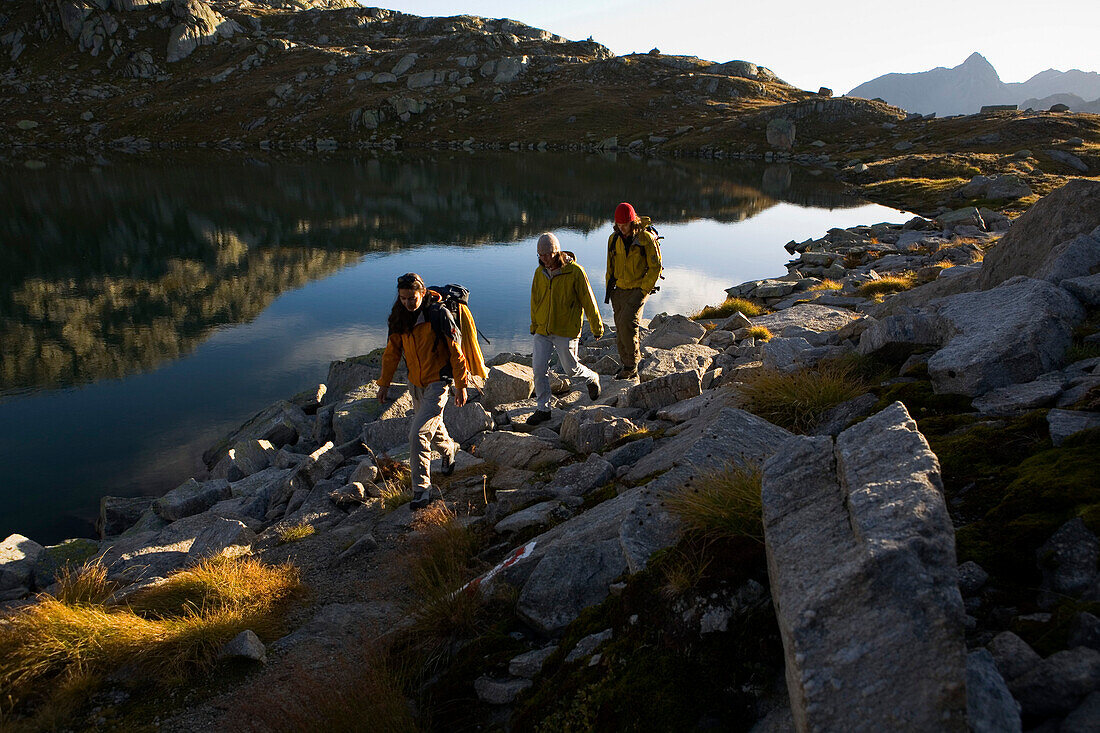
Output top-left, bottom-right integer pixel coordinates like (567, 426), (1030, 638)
(856, 272), (916, 298)
(0, 558), (301, 720)
(745, 325), (773, 341)
(276, 520), (315, 544)
(808, 279), (843, 292)
(659, 541), (713, 599)
(691, 297), (763, 320)
(380, 482), (412, 513)
(663, 464), (764, 543)
(737, 362), (868, 433)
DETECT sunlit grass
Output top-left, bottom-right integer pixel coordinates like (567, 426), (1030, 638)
(856, 272), (916, 298)
(0, 558), (302, 721)
(276, 521), (315, 545)
(808, 279), (843, 292)
(744, 326), (773, 341)
(691, 297), (764, 320)
(738, 362), (868, 433)
(663, 464), (764, 543)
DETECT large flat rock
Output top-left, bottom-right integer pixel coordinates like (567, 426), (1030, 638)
(762, 402), (966, 732)
(927, 277), (1085, 396)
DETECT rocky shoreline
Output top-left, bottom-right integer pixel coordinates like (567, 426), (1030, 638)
(3, 180), (1100, 729)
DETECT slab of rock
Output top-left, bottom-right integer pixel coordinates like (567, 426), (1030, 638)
(302, 442), (344, 485)
(959, 174), (1031, 201)
(624, 407), (792, 483)
(719, 311), (754, 332)
(642, 314), (706, 349)
(472, 431), (571, 471)
(927, 277), (1085, 396)
(546, 454), (614, 497)
(362, 415), (414, 452)
(492, 466), (537, 491)
(494, 500), (572, 534)
(966, 649), (1022, 733)
(812, 393), (878, 436)
(154, 478), (232, 521)
(621, 370), (701, 410)
(333, 383), (411, 446)
(483, 363), (534, 408)
(443, 401), (494, 444)
(603, 437), (653, 468)
(753, 304), (860, 336)
(500, 483), (680, 634)
(1009, 647), (1100, 717)
(638, 344), (718, 382)
(97, 513), (256, 583)
(762, 402), (966, 732)
(979, 179), (1100, 290)
(1047, 408), (1100, 446)
(565, 628), (613, 663)
(972, 375), (1066, 414)
(656, 389), (731, 424)
(0, 534), (45, 592)
(211, 438), (276, 481)
(98, 495), (155, 538)
(166, 0), (242, 63)
(1032, 226), (1100, 287)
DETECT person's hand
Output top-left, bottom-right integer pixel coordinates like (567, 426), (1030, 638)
(377, 385), (388, 404)
(454, 385), (467, 407)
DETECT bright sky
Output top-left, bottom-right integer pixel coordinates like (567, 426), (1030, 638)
(384, 0), (1100, 94)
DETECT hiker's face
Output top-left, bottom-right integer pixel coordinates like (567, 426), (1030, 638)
(538, 250), (556, 268)
(398, 288), (424, 311)
(616, 221), (633, 237)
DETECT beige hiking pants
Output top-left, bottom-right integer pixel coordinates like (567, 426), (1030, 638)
(610, 287), (646, 371)
(408, 380), (455, 496)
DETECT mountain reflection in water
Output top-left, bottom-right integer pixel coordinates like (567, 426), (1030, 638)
(0, 152), (860, 394)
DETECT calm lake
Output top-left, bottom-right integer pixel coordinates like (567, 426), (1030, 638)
(0, 151), (906, 544)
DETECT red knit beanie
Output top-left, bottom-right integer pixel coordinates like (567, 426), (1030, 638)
(614, 202), (637, 224)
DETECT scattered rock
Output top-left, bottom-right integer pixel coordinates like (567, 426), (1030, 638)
(218, 629), (267, 664)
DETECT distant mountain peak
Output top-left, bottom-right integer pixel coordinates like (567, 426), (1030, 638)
(963, 51), (990, 66)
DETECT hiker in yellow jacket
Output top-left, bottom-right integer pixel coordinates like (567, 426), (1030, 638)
(378, 272), (468, 510)
(606, 202), (662, 380)
(526, 233), (604, 426)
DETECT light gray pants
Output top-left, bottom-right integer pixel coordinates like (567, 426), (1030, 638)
(408, 381), (455, 495)
(532, 333), (599, 412)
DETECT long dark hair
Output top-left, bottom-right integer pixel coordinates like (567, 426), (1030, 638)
(387, 272), (426, 335)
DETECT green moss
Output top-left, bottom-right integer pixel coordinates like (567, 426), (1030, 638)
(511, 536), (780, 732)
(580, 483), (619, 511)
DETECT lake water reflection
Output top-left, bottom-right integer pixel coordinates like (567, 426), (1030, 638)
(0, 152), (906, 543)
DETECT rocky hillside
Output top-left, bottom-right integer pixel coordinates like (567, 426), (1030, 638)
(1, 0), (814, 150)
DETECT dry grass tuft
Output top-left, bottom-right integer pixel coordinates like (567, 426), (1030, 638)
(738, 362), (868, 433)
(0, 557), (302, 719)
(691, 297), (763, 320)
(659, 541), (713, 599)
(276, 520), (316, 544)
(663, 464), (764, 543)
(745, 325), (773, 341)
(52, 562), (116, 606)
(808, 279), (843, 292)
(856, 272), (916, 298)
(380, 482), (412, 513)
(406, 505), (486, 642)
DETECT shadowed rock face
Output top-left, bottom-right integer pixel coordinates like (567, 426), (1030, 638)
(0, 153), (863, 394)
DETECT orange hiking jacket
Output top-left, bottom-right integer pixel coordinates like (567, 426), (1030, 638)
(379, 300), (469, 390)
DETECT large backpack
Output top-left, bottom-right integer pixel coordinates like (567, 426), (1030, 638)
(427, 284), (489, 379)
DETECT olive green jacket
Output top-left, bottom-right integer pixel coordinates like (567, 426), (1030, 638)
(530, 254), (604, 339)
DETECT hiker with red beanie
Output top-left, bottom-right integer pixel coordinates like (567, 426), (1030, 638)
(605, 202), (662, 380)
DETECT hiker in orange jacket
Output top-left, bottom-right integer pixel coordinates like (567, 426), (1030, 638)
(378, 272), (468, 510)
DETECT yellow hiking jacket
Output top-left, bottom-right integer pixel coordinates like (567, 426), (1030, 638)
(530, 255), (604, 340)
(606, 217), (662, 293)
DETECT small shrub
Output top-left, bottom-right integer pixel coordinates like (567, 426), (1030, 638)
(691, 297), (763, 320)
(808, 279), (843, 292)
(276, 520), (315, 545)
(738, 363), (868, 433)
(663, 464), (764, 543)
(856, 272), (916, 298)
(745, 325), (772, 341)
(379, 482), (412, 513)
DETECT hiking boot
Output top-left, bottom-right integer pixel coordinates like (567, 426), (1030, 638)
(441, 442), (457, 476)
(410, 491), (430, 510)
(526, 409), (552, 426)
(587, 380), (601, 400)
(615, 367), (637, 380)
